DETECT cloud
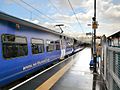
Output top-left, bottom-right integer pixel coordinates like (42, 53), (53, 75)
(51, 13), (74, 23)
(28, 0), (120, 37)
(103, 5), (120, 23)
(5, 0), (120, 38)
(24, 19), (39, 24)
(51, 11), (92, 26)
(53, 0), (93, 9)
(93, 0), (120, 36)
(98, 22), (120, 36)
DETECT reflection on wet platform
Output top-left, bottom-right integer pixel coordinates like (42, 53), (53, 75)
(51, 48), (106, 90)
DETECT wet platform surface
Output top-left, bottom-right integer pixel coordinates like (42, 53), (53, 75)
(51, 48), (106, 90)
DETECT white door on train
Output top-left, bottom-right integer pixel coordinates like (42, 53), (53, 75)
(60, 36), (66, 59)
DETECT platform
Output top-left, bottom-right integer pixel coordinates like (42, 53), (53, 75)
(51, 48), (106, 90)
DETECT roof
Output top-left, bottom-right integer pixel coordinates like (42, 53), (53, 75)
(0, 11), (62, 36)
(107, 31), (120, 38)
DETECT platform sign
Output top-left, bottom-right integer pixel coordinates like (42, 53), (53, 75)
(92, 21), (98, 29)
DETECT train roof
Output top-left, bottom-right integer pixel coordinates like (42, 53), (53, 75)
(107, 31), (120, 38)
(0, 11), (64, 36)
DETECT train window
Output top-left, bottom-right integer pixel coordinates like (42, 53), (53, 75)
(31, 38), (44, 54)
(46, 40), (54, 52)
(2, 34), (28, 59)
(55, 40), (60, 50)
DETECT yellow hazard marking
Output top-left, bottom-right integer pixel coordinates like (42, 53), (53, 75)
(36, 58), (75, 90)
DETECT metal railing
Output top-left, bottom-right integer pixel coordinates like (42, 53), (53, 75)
(101, 46), (120, 90)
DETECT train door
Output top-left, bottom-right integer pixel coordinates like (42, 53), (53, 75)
(60, 36), (66, 59)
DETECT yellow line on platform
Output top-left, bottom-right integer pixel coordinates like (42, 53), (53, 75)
(36, 58), (75, 90)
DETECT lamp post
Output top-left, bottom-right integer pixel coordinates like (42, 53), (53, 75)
(92, 0), (98, 73)
(55, 24), (64, 34)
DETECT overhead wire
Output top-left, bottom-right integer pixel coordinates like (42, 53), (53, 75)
(48, 0), (62, 14)
(47, 0), (72, 32)
(12, 0), (65, 34)
(13, 0), (84, 35)
(47, 0), (72, 25)
(67, 0), (84, 33)
(12, 0), (76, 34)
(13, 0), (50, 24)
(20, 0), (58, 23)
(13, 0), (31, 14)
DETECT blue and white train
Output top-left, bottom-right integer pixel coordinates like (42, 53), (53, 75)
(0, 12), (82, 87)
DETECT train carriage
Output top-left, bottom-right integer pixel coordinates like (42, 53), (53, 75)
(0, 12), (82, 87)
(0, 12), (63, 86)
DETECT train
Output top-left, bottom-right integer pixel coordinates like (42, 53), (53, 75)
(0, 12), (83, 87)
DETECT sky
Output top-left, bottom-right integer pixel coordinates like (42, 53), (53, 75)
(0, 0), (120, 38)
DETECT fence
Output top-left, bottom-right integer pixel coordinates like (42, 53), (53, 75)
(101, 46), (120, 90)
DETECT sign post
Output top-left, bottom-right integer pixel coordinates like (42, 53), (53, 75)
(92, 0), (98, 73)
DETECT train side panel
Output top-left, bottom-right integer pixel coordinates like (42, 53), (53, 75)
(0, 19), (61, 86)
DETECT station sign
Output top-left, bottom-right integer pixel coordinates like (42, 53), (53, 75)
(92, 21), (98, 29)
